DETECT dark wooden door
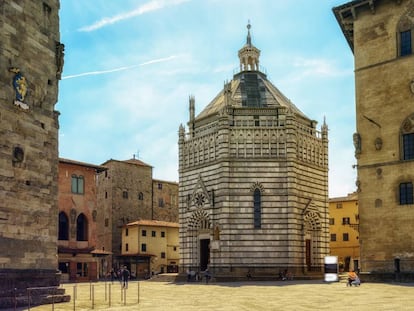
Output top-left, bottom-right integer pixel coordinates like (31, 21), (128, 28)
(199, 239), (210, 271)
(305, 239), (311, 270)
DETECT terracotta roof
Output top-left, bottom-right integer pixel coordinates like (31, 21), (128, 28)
(329, 192), (358, 202)
(91, 249), (113, 255)
(119, 253), (154, 258)
(101, 158), (152, 168)
(152, 178), (178, 185)
(59, 158), (107, 172)
(126, 219), (179, 228)
(58, 246), (95, 254)
(123, 158), (152, 167)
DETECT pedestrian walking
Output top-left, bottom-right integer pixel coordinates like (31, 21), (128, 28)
(110, 268), (115, 283)
(122, 266), (130, 289)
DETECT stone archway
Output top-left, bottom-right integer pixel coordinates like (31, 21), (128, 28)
(187, 209), (211, 271)
(303, 211), (322, 271)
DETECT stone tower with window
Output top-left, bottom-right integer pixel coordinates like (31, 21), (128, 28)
(0, 0), (64, 306)
(334, 0), (414, 279)
(178, 24), (329, 279)
(98, 158), (154, 267)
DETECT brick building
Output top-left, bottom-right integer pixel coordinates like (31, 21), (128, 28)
(57, 158), (110, 281)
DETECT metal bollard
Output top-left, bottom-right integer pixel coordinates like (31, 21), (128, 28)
(13, 288), (17, 311)
(137, 281), (140, 304)
(27, 288), (31, 311)
(73, 286), (76, 311)
(109, 283), (111, 307)
(92, 284), (94, 309)
(51, 289), (55, 311)
(105, 279), (107, 301)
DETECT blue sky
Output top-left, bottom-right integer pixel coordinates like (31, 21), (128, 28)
(58, 0), (356, 198)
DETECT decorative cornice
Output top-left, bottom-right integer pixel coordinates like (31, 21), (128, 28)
(332, 0), (402, 53)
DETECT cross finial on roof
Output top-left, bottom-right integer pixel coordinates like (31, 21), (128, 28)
(246, 20), (252, 46)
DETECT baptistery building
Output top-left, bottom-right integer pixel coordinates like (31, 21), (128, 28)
(178, 24), (329, 279)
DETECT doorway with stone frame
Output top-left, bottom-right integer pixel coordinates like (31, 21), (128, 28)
(303, 211), (322, 272)
(187, 209), (211, 272)
(199, 238), (210, 271)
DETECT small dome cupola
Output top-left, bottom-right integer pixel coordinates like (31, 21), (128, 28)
(238, 22), (261, 72)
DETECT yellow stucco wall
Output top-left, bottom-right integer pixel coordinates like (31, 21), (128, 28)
(329, 193), (360, 271)
(121, 220), (179, 273)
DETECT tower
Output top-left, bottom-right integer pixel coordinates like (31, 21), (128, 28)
(178, 24), (329, 279)
(334, 0), (414, 280)
(0, 0), (64, 306)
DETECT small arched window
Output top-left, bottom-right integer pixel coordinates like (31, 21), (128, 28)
(138, 192), (144, 200)
(399, 182), (413, 205)
(401, 114), (414, 160)
(253, 188), (261, 229)
(76, 213), (88, 241)
(397, 13), (414, 57)
(58, 211), (69, 240)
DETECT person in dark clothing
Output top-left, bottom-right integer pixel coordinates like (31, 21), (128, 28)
(110, 268), (115, 283)
(122, 266), (130, 289)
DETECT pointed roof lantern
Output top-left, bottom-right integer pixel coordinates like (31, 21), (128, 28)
(238, 21), (261, 72)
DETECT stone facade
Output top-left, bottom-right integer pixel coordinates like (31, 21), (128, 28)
(152, 179), (179, 222)
(0, 0), (64, 306)
(57, 158), (109, 282)
(178, 25), (329, 279)
(97, 158), (178, 269)
(98, 158), (153, 268)
(334, 0), (414, 276)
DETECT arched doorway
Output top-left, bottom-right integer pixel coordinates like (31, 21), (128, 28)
(76, 213), (88, 241)
(187, 209), (211, 271)
(303, 211), (322, 271)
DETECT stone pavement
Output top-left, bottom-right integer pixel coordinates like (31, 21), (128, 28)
(26, 277), (414, 311)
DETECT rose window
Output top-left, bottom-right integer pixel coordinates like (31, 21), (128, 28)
(194, 192), (206, 208)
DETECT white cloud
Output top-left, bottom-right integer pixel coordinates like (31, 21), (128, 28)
(292, 57), (352, 79)
(78, 0), (191, 32)
(62, 55), (179, 80)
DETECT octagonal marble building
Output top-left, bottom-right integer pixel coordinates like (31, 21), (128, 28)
(178, 24), (329, 279)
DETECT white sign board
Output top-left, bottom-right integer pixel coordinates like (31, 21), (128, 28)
(324, 256), (338, 282)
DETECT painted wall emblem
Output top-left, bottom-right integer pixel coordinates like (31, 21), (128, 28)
(9, 67), (29, 110)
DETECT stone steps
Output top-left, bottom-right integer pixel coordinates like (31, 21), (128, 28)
(0, 286), (70, 309)
(146, 273), (179, 282)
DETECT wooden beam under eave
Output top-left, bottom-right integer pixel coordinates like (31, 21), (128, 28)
(351, 7), (356, 19)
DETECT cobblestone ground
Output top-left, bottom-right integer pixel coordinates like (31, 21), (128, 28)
(26, 278), (414, 311)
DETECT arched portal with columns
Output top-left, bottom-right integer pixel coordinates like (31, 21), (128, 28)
(303, 211), (323, 271)
(186, 209), (211, 271)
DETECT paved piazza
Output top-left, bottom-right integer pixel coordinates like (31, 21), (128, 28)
(25, 277), (414, 311)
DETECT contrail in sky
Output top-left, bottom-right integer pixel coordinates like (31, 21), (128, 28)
(62, 55), (177, 80)
(78, 0), (190, 32)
